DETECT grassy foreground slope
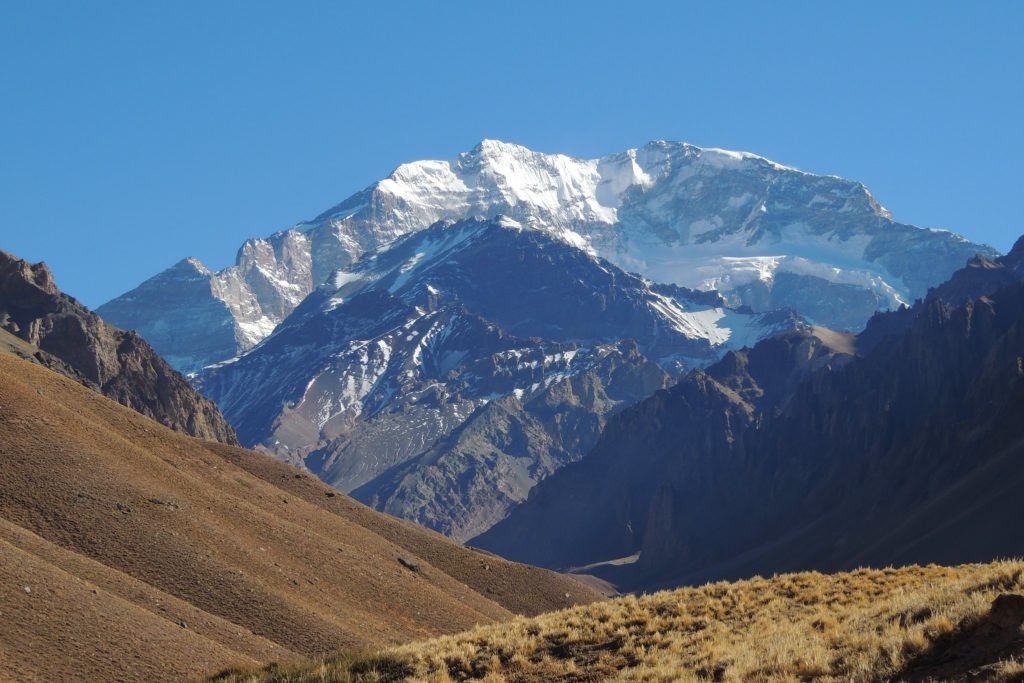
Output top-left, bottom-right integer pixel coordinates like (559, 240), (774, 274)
(214, 561), (1024, 682)
(0, 352), (603, 683)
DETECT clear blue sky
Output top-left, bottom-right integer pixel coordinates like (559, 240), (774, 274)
(2, 1), (1022, 307)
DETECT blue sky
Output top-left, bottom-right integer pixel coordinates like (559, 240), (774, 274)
(2, 1), (1022, 307)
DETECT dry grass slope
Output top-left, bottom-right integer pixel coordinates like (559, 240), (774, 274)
(213, 561), (1024, 682)
(0, 353), (604, 683)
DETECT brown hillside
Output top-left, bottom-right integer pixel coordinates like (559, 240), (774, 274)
(0, 352), (604, 683)
(219, 561), (1024, 683)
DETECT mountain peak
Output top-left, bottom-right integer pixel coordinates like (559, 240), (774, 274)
(699, 146), (799, 172)
(175, 256), (211, 275)
(1005, 234), (1024, 269)
(102, 140), (995, 372)
(471, 138), (533, 156)
(0, 249), (59, 296)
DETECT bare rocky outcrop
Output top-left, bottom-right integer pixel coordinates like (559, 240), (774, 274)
(0, 249), (238, 444)
(352, 339), (671, 541)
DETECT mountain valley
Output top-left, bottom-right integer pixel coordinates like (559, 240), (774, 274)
(3, 141), (1022, 683)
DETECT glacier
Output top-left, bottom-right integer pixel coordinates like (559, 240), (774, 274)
(100, 139), (993, 375)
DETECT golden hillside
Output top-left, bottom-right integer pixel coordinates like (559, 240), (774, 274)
(0, 352), (605, 683)
(214, 561), (1024, 682)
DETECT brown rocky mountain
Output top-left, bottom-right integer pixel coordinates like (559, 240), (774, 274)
(0, 350), (606, 683)
(0, 249), (237, 444)
(475, 237), (1024, 590)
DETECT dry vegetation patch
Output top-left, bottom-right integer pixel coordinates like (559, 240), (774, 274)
(211, 561), (1024, 682)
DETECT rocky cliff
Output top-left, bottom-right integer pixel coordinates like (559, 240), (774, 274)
(0, 250), (238, 444)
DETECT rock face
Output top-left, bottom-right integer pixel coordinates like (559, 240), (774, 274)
(928, 234), (1024, 304)
(351, 339), (670, 540)
(99, 140), (993, 373)
(0, 250), (238, 445)
(197, 218), (802, 539)
(473, 327), (854, 572)
(474, 237), (1024, 589)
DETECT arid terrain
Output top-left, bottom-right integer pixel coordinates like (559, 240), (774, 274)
(0, 352), (605, 683)
(211, 561), (1024, 682)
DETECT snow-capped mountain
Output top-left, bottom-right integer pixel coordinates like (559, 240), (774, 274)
(196, 217), (802, 539)
(99, 140), (994, 373)
(97, 232), (311, 373)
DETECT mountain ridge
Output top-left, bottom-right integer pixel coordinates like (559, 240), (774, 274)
(198, 217), (797, 539)
(473, 239), (1024, 590)
(98, 139), (993, 372)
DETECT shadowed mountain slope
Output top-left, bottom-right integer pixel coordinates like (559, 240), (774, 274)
(476, 237), (1024, 590)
